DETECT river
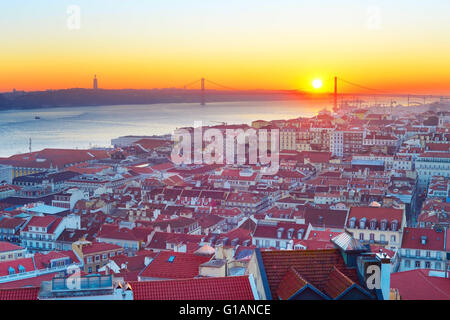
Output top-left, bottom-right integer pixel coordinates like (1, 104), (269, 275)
(0, 99), (330, 157)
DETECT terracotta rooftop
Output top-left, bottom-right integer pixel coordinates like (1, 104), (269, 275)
(0, 241), (24, 253)
(0, 287), (40, 300)
(139, 251), (212, 280)
(258, 249), (360, 299)
(80, 242), (123, 255)
(391, 269), (450, 300)
(129, 276), (255, 300)
(401, 227), (446, 251)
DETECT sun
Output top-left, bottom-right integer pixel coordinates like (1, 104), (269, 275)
(312, 79), (323, 89)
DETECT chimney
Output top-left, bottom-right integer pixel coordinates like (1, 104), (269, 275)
(376, 252), (391, 300)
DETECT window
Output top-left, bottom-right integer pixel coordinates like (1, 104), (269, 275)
(404, 260), (410, 268)
(426, 251), (431, 258)
(391, 220), (398, 231)
(88, 267), (92, 273)
(95, 255), (100, 262)
(359, 233), (364, 240)
(87, 256), (93, 263)
(415, 261), (421, 268)
(380, 234), (386, 243)
(102, 254), (108, 260)
(415, 250), (420, 257)
(390, 235), (396, 243)
(370, 233), (375, 241)
(425, 262), (431, 269)
(435, 262), (441, 270)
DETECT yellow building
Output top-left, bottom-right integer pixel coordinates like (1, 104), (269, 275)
(345, 206), (406, 251)
(251, 120), (269, 129)
(0, 242), (26, 262)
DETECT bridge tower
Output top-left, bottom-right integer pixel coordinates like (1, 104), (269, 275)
(333, 76), (338, 112)
(201, 78), (205, 106)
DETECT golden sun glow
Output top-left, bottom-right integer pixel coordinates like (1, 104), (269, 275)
(312, 79), (323, 89)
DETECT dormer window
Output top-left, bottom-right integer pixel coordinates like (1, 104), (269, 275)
(369, 219), (377, 230)
(391, 220), (398, 231)
(8, 266), (15, 275)
(421, 236), (427, 245)
(297, 229), (304, 240)
(277, 228), (284, 239)
(380, 219), (388, 231)
(359, 217), (367, 229)
(287, 228), (294, 239)
(349, 217), (356, 228)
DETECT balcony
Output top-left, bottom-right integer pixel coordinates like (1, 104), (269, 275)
(402, 254), (442, 261)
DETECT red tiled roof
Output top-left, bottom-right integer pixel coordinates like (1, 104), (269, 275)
(218, 169), (258, 181)
(294, 239), (336, 250)
(226, 192), (264, 204)
(0, 241), (24, 253)
(151, 162), (174, 172)
(253, 222), (307, 240)
(0, 149), (109, 169)
(401, 227), (445, 251)
(0, 217), (25, 229)
(347, 206), (403, 227)
(276, 266), (308, 300)
(24, 216), (62, 231)
(0, 287), (40, 300)
(0, 257), (36, 277)
(391, 269), (450, 300)
(163, 174), (185, 187)
(259, 249), (359, 299)
(307, 229), (343, 242)
(97, 224), (153, 242)
(139, 251), (211, 280)
(147, 232), (203, 250)
(81, 242), (123, 255)
(323, 266), (356, 299)
(34, 250), (80, 268)
(133, 138), (170, 151)
(0, 272), (60, 289)
(130, 276), (255, 300)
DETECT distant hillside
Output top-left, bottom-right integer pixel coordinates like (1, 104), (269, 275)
(0, 88), (315, 110)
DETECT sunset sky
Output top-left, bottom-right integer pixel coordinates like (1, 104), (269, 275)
(1, 0), (450, 94)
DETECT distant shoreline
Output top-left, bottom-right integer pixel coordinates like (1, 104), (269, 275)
(0, 89), (332, 112)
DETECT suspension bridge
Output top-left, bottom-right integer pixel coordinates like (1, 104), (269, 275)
(181, 76), (450, 108)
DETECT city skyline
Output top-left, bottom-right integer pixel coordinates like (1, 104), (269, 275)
(1, 1), (450, 94)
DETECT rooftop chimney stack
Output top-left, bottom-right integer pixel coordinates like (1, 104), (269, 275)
(376, 252), (391, 300)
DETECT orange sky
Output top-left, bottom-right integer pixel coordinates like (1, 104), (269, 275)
(1, 1), (450, 95)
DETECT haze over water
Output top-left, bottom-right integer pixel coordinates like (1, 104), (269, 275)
(0, 100), (329, 157)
